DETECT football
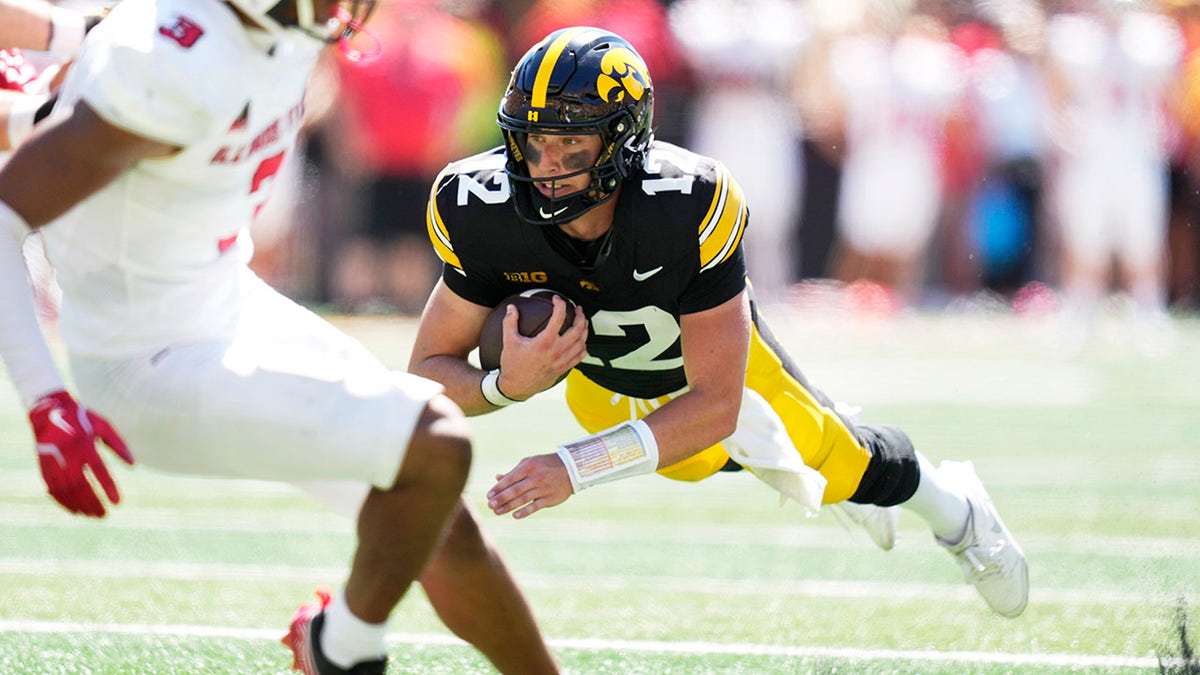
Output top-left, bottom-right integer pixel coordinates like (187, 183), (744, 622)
(477, 289), (577, 371)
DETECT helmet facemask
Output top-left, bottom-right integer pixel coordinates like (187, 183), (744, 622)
(501, 107), (646, 226)
(497, 27), (654, 227)
(229, 0), (378, 55)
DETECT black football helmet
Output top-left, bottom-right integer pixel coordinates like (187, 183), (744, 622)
(498, 26), (655, 226)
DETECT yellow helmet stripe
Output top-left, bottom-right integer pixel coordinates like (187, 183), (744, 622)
(698, 163), (748, 271)
(531, 27), (590, 109)
(426, 174), (463, 274)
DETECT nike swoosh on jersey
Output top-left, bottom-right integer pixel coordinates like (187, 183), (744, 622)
(539, 205), (568, 219)
(632, 266), (664, 281)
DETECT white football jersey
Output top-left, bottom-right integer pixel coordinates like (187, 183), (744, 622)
(1044, 9), (1182, 161)
(41, 0), (319, 359)
(830, 30), (966, 254)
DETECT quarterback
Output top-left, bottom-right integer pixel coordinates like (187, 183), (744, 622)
(0, 1), (557, 674)
(412, 26), (1029, 618)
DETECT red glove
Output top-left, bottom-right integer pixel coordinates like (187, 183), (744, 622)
(0, 49), (37, 92)
(29, 390), (134, 517)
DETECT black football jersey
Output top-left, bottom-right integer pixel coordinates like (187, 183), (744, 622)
(426, 141), (750, 399)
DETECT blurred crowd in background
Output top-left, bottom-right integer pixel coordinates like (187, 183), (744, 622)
(210, 0), (1200, 353)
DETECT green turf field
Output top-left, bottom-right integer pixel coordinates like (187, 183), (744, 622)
(1, 307), (1197, 674)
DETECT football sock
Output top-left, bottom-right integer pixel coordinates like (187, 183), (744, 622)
(902, 453), (970, 543)
(320, 590), (387, 668)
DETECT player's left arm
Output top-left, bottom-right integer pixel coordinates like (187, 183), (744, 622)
(0, 101), (177, 224)
(487, 290), (751, 519)
(0, 102), (176, 516)
(647, 288), (751, 454)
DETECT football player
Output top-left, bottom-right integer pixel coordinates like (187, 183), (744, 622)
(0, 1), (558, 674)
(412, 26), (1029, 619)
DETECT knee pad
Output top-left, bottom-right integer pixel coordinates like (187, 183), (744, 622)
(848, 424), (919, 507)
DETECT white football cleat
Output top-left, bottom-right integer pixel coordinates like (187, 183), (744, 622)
(831, 501), (899, 550)
(935, 460), (1029, 618)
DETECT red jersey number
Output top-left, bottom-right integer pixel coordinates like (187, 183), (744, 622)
(217, 151), (287, 254)
(159, 16), (205, 48)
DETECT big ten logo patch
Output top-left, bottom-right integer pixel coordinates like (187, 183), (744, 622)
(503, 271), (549, 284)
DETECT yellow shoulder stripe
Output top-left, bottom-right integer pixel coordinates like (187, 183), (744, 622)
(426, 175), (463, 274)
(698, 163), (747, 271)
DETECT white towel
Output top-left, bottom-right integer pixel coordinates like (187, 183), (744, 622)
(723, 388), (827, 513)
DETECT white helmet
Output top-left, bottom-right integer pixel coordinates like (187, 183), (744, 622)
(225, 0), (376, 45)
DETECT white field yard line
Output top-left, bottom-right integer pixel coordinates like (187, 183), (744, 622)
(4, 507), (1200, 559)
(0, 618), (1167, 670)
(0, 557), (1188, 606)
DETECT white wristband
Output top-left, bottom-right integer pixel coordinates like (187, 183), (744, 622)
(48, 7), (87, 56)
(480, 369), (519, 407)
(7, 95), (45, 149)
(556, 419), (659, 493)
(0, 201), (65, 409)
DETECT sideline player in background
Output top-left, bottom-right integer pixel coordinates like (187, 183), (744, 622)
(0, 0), (558, 673)
(412, 26), (1029, 618)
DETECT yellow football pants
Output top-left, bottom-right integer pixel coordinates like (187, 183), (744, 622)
(563, 324), (872, 504)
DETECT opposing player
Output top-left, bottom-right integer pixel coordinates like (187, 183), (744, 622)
(0, 1), (558, 673)
(412, 26), (1029, 618)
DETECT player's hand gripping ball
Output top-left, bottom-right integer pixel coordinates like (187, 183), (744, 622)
(478, 289), (577, 371)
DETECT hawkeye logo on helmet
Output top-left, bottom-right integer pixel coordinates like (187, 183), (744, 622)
(597, 48), (648, 103)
